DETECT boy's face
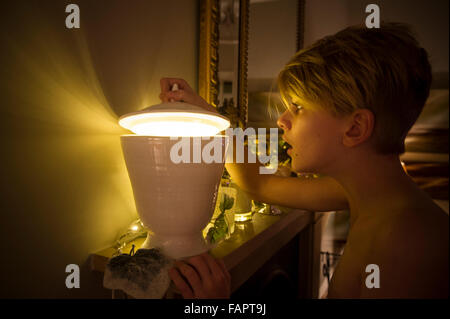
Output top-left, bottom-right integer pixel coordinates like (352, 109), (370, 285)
(277, 101), (346, 174)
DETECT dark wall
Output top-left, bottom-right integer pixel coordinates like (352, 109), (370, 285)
(304, 0), (449, 77)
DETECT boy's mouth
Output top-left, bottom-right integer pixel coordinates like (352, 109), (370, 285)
(282, 139), (293, 155)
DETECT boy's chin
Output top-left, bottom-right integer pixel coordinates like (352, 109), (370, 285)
(291, 160), (318, 175)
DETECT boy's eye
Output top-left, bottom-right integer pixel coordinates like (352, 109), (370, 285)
(291, 103), (303, 113)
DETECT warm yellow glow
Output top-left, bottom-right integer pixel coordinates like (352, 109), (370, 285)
(131, 225), (139, 231)
(400, 161), (408, 174)
(234, 211), (253, 222)
(119, 111), (230, 136)
(2, 2), (137, 246)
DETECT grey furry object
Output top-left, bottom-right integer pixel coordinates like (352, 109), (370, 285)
(103, 248), (174, 299)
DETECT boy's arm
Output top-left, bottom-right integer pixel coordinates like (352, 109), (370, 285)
(226, 158), (349, 212)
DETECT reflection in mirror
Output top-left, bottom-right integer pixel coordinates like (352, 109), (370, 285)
(247, 0), (300, 129)
(218, 0), (240, 104)
(218, 0), (241, 126)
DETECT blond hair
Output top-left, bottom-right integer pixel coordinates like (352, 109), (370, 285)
(277, 23), (432, 154)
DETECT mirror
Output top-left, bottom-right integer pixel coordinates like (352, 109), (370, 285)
(217, 0), (244, 127)
(198, 0), (304, 129)
(247, 0), (304, 129)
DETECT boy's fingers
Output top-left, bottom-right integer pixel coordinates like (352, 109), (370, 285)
(159, 92), (168, 103)
(160, 78), (191, 93)
(217, 258), (231, 282)
(204, 252), (228, 275)
(160, 78), (170, 94)
(214, 258), (231, 293)
(159, 91), (179, 103)
(202, 253), (229, 282)
(160, 77), (185, 92)
(175, 261), (204, 297)
(168, 267), (194, 299)
(165, 90), (194, 104)
(186, 255), (211, 283)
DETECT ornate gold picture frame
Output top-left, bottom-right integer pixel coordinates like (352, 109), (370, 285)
(198, 0), (220, 109)
(198, 0), (249, 129)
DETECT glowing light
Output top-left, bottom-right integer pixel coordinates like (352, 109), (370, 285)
(119, 102), (230, 136)
(234, 211), (253, 222)
(401, 161), (408, 174)
(119, 111), (230, 136)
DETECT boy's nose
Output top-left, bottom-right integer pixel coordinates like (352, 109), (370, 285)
(277, 110), (291, 131)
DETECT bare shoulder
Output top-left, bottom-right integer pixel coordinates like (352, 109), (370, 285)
(387, 199), (448, 250)
(360, 200), (449, 298)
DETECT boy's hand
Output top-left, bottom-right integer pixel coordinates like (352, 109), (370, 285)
(168, 252), (231, 299)
(159, 77), (218, 114)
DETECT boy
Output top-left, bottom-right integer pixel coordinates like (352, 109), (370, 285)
(161, 23), (448, 298)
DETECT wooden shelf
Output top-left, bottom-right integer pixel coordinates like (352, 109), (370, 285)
(89, 209), (314, 293)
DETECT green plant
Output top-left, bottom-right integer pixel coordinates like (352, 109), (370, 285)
(207, 194), (234, 244)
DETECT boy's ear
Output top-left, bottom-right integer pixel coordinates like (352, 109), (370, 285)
(342, 109), (375, 147)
